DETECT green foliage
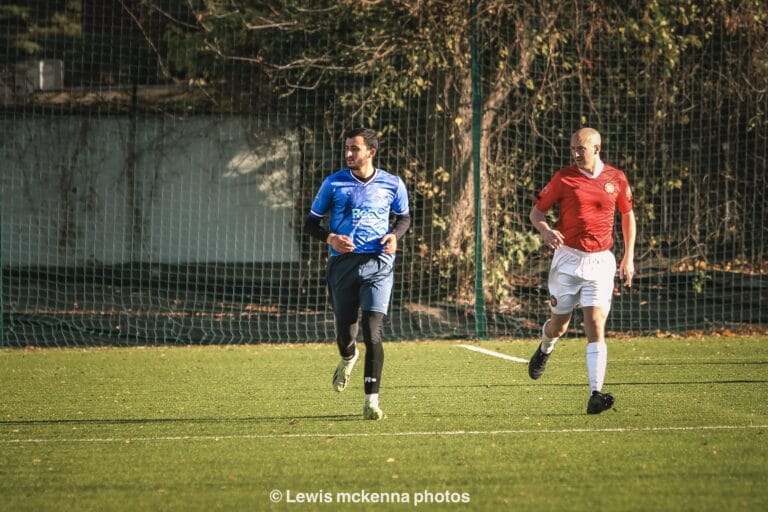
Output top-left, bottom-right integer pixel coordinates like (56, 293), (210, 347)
(692, 269), (712, 294)
(3, 0), (766, 311)
(67, 2), (768, 299)
(163, 23), (211, 79)
(0, 1), (81, 59)
(486, 228), (541, 301)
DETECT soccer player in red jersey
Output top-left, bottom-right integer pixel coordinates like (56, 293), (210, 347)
(528, 127), (636, 414)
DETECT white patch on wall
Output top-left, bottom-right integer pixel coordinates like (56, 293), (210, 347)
(0, 116), (302, 265)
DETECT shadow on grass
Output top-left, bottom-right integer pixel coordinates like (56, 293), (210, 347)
(611, 379), (768, 385)
(0, 413), (361, 427)
(389, 378), (768, 390)
(634, 360), (768, 366)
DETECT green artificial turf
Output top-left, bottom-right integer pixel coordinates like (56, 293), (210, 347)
(1, 337), (766, 511)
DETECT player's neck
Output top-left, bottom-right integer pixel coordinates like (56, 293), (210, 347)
(351, 165), (375, 181)
(576, 158), (603, 177)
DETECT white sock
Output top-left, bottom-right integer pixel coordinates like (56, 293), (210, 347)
(586, 341), (608, 393)
(540, 320), (559, 354)
(365, 393), (379, 408)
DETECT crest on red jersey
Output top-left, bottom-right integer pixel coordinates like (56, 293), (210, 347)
(604, 182), (617, 194)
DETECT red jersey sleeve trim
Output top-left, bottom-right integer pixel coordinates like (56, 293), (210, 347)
(612, 167), (634, 214)
(535, 168), (566, 212)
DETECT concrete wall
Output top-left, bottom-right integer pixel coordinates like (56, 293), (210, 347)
(1, 116), (302, 265)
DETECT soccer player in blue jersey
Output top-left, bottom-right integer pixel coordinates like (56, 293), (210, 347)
(304, 127), (411, 420)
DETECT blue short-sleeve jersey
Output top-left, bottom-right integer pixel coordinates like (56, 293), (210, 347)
(309, 168), (410, 257)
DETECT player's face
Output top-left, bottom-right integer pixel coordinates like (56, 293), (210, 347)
(570, 133), (600, 172)
(344, 136), (375, 171)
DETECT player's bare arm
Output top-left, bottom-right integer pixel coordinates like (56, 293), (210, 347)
(618, 210), (637, 287)
(530, 206), (564, 250)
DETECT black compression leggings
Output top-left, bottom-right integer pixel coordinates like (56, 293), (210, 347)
(336, 310), (385, 394)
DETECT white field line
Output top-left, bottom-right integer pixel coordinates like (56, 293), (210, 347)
(2, 424), (767, 444)
(458, 344), (529, 363)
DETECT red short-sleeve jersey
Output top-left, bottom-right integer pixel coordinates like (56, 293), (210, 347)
(535, 163), (633, 253)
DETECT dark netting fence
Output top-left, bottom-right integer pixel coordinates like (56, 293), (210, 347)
(1, 1), (766, 346)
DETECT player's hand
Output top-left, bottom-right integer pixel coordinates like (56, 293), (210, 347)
(380, 233), (397, 254)
(328, 233), (355, 253)
(542, 229), (565, 250)
(619, 259), (635, 287)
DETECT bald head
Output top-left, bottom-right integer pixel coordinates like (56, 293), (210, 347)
(570, 127), (602, 173)
(571, 127), (601, 147)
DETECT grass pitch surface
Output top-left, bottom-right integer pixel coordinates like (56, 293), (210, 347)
(1, 337), (767, 511)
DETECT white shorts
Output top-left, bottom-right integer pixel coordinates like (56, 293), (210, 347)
(548, 246), (616, 314)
